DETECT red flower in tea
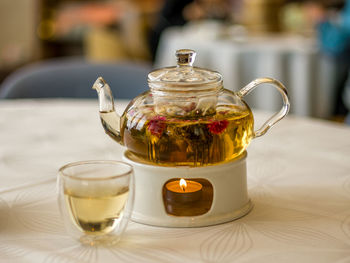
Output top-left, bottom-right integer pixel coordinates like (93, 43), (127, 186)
(207, 120), (229, 135)
(147, 116), (166, 137)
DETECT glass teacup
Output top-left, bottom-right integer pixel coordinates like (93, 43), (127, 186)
(57, 160), (134, 246)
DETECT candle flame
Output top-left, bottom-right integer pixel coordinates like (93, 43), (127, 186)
(179, 178), (187, 191)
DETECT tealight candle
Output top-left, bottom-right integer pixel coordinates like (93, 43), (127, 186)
(165, 179), (203, 203)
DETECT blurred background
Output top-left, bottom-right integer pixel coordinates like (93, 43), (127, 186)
(0, 0), (349, 122)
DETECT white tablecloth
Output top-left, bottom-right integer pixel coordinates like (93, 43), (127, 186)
(1, 99), (350, 263)
(155, 25), (336, 119)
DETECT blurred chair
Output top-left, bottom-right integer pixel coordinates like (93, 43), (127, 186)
(0, 58), (152, 99)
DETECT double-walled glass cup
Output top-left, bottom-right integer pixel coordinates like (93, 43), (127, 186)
(58, 160), (134, 246)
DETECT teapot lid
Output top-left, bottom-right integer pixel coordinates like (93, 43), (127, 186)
(148, 49), (222, 91)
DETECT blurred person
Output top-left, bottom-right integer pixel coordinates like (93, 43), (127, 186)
(344, 75), (350, 124)
(148, 0), (232, 61)
(313, 0), (350, 120)
(148, 0), (192, 61)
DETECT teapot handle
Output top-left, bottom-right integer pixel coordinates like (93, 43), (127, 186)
(237, 78), (290, 138)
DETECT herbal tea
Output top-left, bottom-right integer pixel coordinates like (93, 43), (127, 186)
(117, 105), (254, 166)
(64, 188), (129, 235)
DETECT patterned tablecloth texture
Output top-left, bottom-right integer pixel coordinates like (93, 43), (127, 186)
(0, 100), (350, 263)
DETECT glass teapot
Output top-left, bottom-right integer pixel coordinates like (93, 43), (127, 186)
(93, 49), (289, 167)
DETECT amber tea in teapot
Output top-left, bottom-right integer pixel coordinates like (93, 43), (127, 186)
(116, 104), (253, 166)
(94, 49), (289, 167)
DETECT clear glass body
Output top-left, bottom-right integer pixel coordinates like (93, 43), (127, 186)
(57, 160), (134, 246)
(114, 89), (254, 167)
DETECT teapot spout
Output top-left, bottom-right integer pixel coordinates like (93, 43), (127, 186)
(93, 77), (115, 112)
(92, 77), (123, 144)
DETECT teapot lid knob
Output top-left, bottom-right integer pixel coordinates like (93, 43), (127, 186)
(176, 49), (196, 67)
